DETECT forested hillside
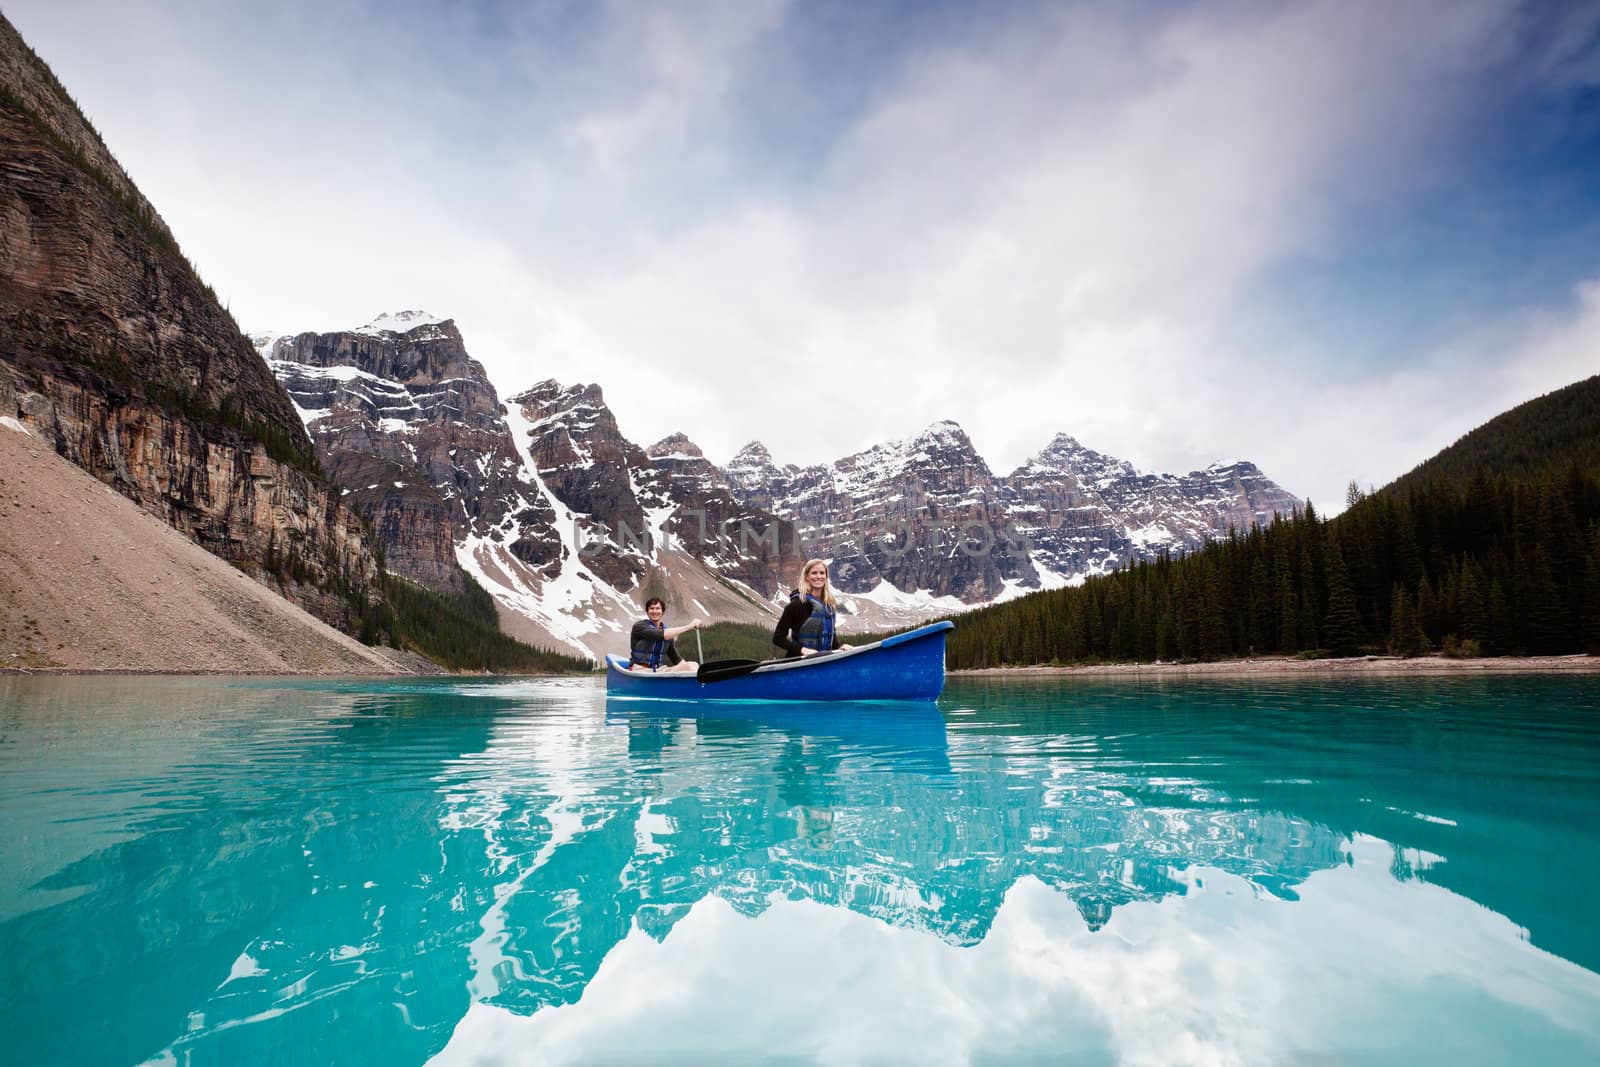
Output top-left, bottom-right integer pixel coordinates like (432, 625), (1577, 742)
(1389, 374), (1600, 492)
(947, 376), (1600, 667)
(378, 575), (594, 673)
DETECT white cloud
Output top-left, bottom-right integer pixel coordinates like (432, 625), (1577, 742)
(5, 0), (1592, 509)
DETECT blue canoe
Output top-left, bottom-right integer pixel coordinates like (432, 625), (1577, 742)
(605, 621), (954, 702)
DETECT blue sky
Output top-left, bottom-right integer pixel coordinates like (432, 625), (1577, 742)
(9, 0), (1599, 511)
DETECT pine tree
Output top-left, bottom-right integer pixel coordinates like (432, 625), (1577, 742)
(1248, 557), (1271, 653)
(1175, 571), (1198, 660)
(1584, 526), (1600, 653)
(1199, 561), (1227, 658)
(1459, 560), (1488, 645)
(1323, 532), (1365, 656)
(1416, 574), (1440, 644)
(1297, 541), (1319, 652)
(1277, 572), (1298, 652)
(1487, 578), (1513, 654)
(1394, 505), (1422, 590)
(1388, 584), (1427, 657)
(1524, 544), (1565, 654)
(1273, 540), (1297, 651)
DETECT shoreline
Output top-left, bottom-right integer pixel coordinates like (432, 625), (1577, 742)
(8, 654), (1596, 681)
(0, 667), (577, 678)
(953, 653), (1600, 678)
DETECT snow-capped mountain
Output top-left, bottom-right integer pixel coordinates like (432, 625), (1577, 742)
(256, 315), (532, 594)
(261, 313), (1302, 660)
(260, 317), (798, 659)
(720, 424), (1300, 603)
(729, 421), (1035, 602)
(1000, 434), (1302, 581)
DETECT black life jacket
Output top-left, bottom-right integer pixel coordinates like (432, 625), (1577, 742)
(630, 621), (667, 669)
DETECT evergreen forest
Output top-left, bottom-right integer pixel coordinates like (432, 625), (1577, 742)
(379, 574), (593, 673)
(945, 375), (1600, 668)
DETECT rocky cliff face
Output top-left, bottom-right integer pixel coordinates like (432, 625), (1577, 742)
(638, 432), (801, 600)
(259, 313), (535, 594)
(510, 379), (653, 591)
(0, 15), (382, 629)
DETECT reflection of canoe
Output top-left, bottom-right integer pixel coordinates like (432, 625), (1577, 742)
(606, 698), (953, 775)
(605, 621), (953, 702)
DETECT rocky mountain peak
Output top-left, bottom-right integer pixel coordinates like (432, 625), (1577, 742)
(356, 310), (452, 337)
(836, 418), (992, 493)
(1000, 432), (1302, 580)
(511, 380), (614, 427)
(921, 419), (967, 442)
(721, 440), (796, 512)
(648, 433), (704, 460)
(724, 440), (796, 480)
(1020, 434), (1138, 483)
(730, 440), (772, 465)
(262, 313), (533, 591)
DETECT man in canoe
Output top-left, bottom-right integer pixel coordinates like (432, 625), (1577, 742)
(772, 558), (855, 658)
(628, 597), (702, 672)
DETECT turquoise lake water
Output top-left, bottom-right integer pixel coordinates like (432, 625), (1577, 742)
(2, 674), (1598, 1066)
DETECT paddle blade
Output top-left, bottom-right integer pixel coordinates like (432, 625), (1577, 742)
(696, 658), (757, 674)
(696, 659), (766, 684)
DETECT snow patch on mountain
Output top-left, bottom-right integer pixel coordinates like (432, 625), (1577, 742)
(453, 398), (643, 660)
(850, 579), (967, 614)
(1126, 523), (1174, 548)
(357, 309), (448, 336)
(249, 331), (286, 362)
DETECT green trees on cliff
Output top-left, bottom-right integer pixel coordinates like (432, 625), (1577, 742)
(378, 574), (592, 673)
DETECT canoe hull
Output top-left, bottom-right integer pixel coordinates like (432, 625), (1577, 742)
(605, 621), (953, 702)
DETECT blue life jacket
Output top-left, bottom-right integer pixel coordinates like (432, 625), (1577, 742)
(630, 621), (667, 669)
(796, 594), (835, 651)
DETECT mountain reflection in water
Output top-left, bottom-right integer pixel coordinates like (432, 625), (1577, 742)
(1, 673), (1597, 1066)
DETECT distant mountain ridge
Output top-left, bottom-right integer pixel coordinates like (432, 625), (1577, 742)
(262, 311), (1303, 659)
(724, 423), (1302, 601)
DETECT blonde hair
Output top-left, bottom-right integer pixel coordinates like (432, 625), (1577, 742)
(796, 558), (836, 609)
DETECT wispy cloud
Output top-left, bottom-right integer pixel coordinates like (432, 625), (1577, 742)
(7, 0), (1597, 510)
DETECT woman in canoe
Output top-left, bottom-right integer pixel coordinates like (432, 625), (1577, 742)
(772, 559), (855, 658)
(628, 597), (702, 672)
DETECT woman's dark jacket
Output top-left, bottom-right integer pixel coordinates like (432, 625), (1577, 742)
(771, 590), (840, 657)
